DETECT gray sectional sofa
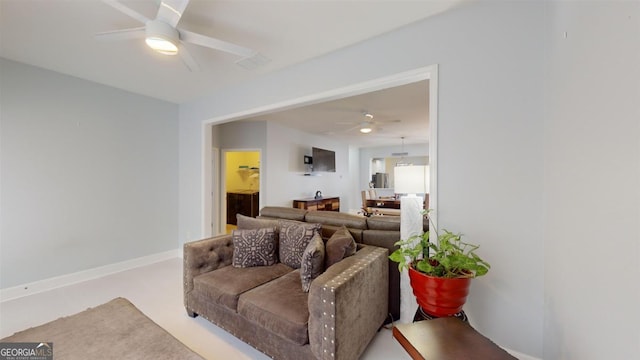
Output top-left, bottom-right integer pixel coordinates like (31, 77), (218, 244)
(183, 207), (395, 360)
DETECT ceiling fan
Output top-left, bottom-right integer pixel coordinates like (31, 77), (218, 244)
(95, 0), (269, 71)
(336, 111), (401, 134)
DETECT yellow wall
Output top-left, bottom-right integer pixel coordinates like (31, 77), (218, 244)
(225, 151), (260, 192)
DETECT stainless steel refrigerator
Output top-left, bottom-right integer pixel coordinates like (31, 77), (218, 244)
(372, 172), (388, 188)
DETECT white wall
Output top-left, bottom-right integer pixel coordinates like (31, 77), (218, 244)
(0, 59), (179, 288)
(348, 146), (361, 212)
(265, 122), (352, 208)
(179, 2), (545, 357)
(543, 2), (640, 359)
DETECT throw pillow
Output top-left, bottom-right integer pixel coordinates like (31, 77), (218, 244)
(300, 233), (325, 292)
(325, 225), (357, 268)
(232, 228), (277, 268)
(279, 220), (322, 269)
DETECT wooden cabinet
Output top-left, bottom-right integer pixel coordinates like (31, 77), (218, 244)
(227, 190), (259, 225)
(292, 197), (340, 212)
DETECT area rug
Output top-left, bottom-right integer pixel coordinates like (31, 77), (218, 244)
(1, 297), (204, 360)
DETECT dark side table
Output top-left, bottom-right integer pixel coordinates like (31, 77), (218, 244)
(392, 317), (517, 360)
(413, 307), (468, 323)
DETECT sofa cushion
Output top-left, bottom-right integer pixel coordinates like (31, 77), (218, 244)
(366, 216), (401, 231)
(365, 214), (429, 231)
(237, 214), (280, 233)
(362, 230), (400, 252)
(304, 211), (367, 229)
(260, 206), (307, 221)
(325, 225), (357, 268)
(300, 233), (325, 292)
(232, 228), (278, 268)
(238, 270), (310, 345)
(193, 263), (292, 311)
(279, 220), (321, 269)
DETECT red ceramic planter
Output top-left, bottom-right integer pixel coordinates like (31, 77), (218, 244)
(408, 266), (471, 317)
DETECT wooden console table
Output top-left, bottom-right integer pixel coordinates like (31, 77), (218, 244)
(393, 317), (516, 360)
(366, 198), (401, 209)
(293, 196), (340, 211)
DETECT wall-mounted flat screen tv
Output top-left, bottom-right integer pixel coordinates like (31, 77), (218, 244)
(312, 147), (336, 172)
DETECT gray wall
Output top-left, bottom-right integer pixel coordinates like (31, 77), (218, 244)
(218, 121), (267, 150)
(543, 2), (640, 359)
(0, 59), (179, 288)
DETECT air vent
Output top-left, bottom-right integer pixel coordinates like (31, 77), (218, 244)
(236, 53), (271, 70)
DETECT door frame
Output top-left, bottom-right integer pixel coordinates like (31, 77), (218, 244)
(210, 147), (220, 235)
(219, 148), (262, 234)
(201, 65), (439, 237)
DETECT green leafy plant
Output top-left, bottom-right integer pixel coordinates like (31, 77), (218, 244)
(389, 212), (490, 278)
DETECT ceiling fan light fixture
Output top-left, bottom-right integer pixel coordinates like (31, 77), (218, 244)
(145, 37), (178, 55)
(360, 127), (373, 134)
(145, 20), (179, 55)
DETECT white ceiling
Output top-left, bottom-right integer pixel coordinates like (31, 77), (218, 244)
(239, 80), (430, 147)
(1, 0), (453, 146)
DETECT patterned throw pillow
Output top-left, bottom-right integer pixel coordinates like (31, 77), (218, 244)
(232, 228), (277, 268)
(325, 225), (357, 268)
(279, 220), (322, 269)
(300, 233), (325, 292)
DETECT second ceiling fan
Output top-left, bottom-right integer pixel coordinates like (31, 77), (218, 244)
(336, 111), (401, 135)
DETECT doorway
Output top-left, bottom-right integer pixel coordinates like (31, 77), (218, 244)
(370, 155), (429, 190)
(222, 150), (261, 234)
(201, 65), (439, 237)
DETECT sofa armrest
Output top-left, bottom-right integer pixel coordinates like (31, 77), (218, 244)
(183, 234), (234, 300)
(308, 245), (389, 360)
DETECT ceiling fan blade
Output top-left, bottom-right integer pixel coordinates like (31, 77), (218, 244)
(377, 119), (402, 124)
(179, 29), (255, 58)
(343, 123), (363, 133)
(101, 0), (150, 24)
(95, 27), (146, 41)
(157, 0), (190, 27)
(178, 43), (200, 72)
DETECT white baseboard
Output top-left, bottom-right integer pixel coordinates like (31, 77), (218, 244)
(503, 348), (541, 360)
(0, 249), (180, 302)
